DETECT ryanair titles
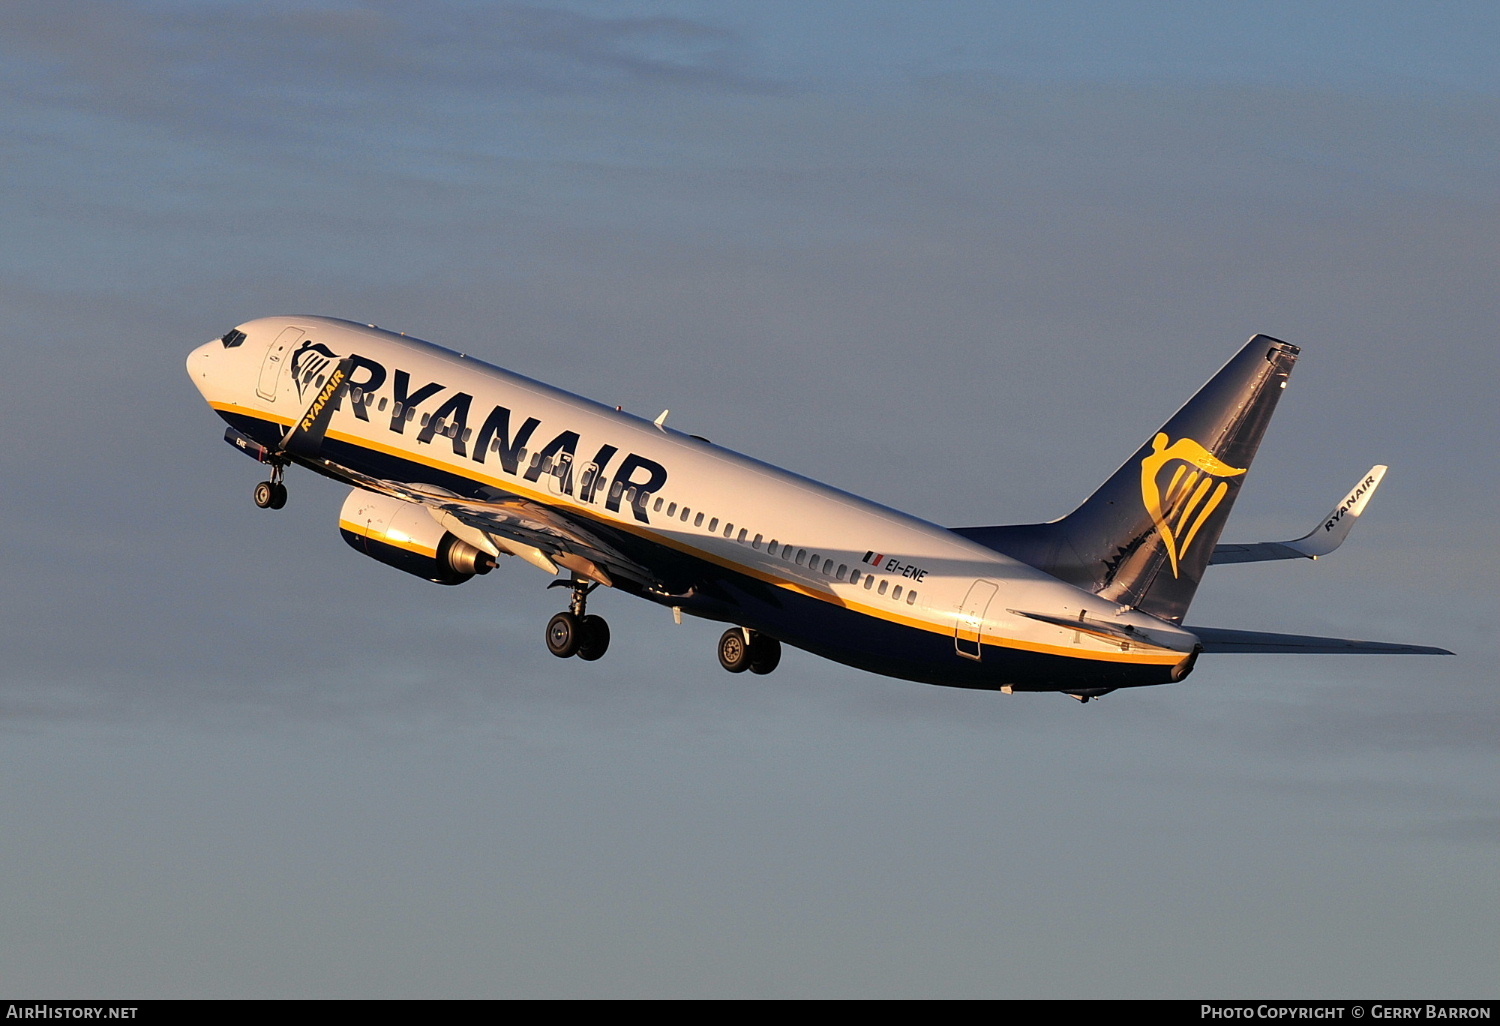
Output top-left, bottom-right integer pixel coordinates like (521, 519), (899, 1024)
(340, 352), (668, 523)
(1323, 472), (1378, 533)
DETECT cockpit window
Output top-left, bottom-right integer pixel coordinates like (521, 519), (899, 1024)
(220, 329), (247, 348)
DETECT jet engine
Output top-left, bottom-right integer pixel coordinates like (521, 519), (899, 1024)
(338, 490), (497, 585)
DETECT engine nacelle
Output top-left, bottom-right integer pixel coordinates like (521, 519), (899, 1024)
(339, 490), (497, 585)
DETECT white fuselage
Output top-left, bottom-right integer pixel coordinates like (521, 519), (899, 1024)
(188, 316), (1201, 691)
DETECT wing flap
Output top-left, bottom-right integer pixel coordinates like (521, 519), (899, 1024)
(301, 454), (667, 590)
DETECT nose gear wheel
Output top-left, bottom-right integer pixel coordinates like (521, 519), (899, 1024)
(253, 460), (289, 510)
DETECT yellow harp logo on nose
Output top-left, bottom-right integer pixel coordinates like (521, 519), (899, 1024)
(1140, 433), (1246, 578)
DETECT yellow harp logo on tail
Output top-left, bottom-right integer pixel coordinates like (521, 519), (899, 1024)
(1140, 433), (1246, 578)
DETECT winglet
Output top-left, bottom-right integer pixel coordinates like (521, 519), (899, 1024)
(654, 409), (670, 429)
(280, 357), (354, 457)
(1210, 465), (1387, 564)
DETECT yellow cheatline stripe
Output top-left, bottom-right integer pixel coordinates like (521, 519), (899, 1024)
(216, 403), (1181, 666)
(337, 518), (440, 558)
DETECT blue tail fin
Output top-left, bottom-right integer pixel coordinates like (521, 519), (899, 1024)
(953, 335), (1299, 623)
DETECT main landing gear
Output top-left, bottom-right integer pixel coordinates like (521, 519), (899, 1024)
(253, 462), (288, 510)
(545, 577), (610, 661)
(718, 628), (781, 675)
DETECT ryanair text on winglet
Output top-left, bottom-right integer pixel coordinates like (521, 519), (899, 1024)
(1324, 472), (1379, 533)
(300, 364), (347, 432)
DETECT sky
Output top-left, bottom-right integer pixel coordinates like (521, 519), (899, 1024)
(1, 0), (1495, 998)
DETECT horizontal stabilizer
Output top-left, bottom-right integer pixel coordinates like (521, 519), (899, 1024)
(1186, 625), (1451, 655)
(1009, 608), (1179, 651)
(1211, 465), (1386, 564)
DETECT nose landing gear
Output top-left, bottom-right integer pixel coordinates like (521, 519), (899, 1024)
(717, 628), (781, 675)
(253, 462), (288, 510)
(546, 577), (610, 661)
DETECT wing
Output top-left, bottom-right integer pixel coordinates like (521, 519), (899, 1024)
(1211, 465), (1387, 564)
(1185, 625), (1451, 655)
(337, 463), (680, 592)
(272, 369), (684, 592)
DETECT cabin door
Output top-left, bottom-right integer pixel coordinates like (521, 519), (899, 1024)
(955, 579), (998, 660)
(257, 327), (305, 401)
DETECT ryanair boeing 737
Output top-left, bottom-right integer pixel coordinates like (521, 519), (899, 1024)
(187, 318), (1448, 701)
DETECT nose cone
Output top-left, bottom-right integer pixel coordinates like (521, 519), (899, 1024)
(187, 338), (221, 400)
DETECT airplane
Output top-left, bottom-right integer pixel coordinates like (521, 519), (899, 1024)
(187, 317), (1449, 702)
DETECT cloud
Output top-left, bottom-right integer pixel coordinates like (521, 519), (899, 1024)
(2, 1), (767, 134)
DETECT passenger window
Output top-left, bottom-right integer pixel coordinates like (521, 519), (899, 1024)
(625, 486), (637, 503)
(666, 502), (677, 517)
(907, 591), (917, 605)
(709, 518), (718, 533)
(766, 541), (778, 556)
(724, 523), (734, 538)
(654, 497), (664, 513)
(737, 528), (747, 543)
(850, 570), (860, 584)
(378, 397), (388, 412)
(752, 534), (762, 548)
(796, 549), (806, 565)
(421, 413), (431, 427)
(878, 580), (888, 595)
(681, 507), (691, 522)
(836, 565), (847, 580)
(864, 575), (874, 590)
(892, 585), (903, 601)
(694, 513), (704, 528)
